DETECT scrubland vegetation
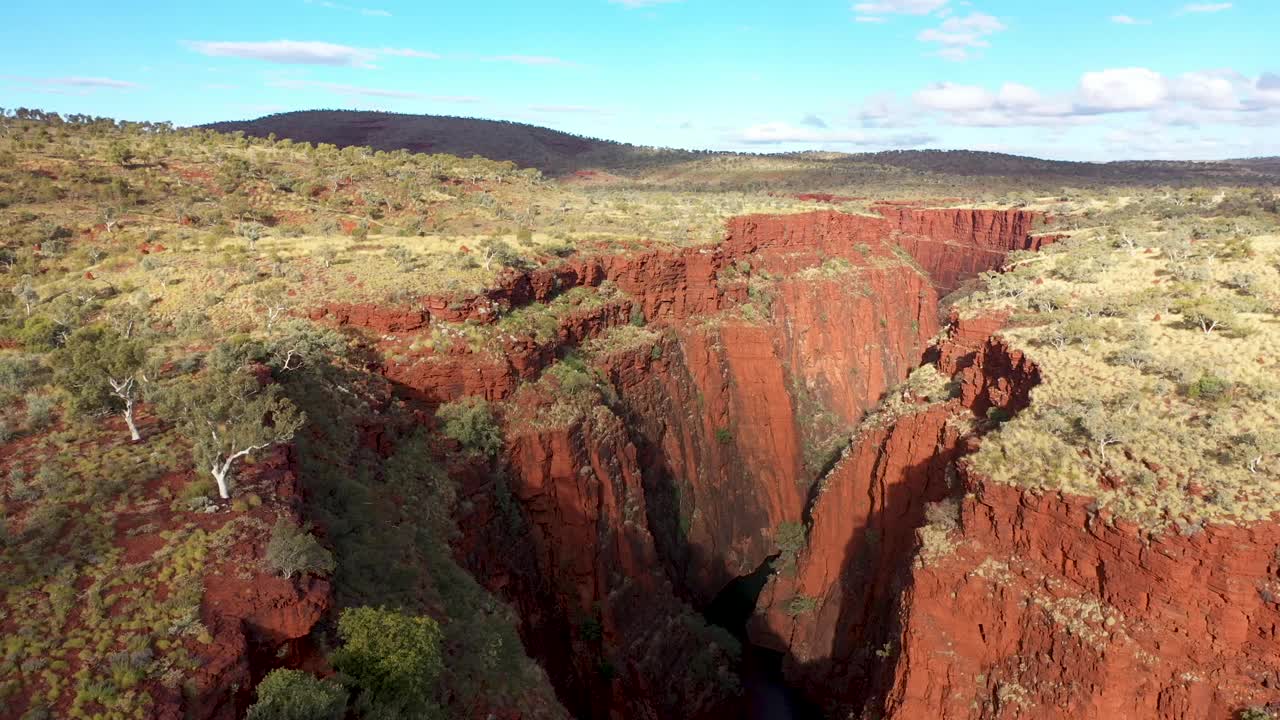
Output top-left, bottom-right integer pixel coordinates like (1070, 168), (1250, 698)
(2, 106), (1278, 719)
(960, 191), (1280, 530)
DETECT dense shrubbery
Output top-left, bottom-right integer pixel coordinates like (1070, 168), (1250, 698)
(333, 606), (445, 719)
(247, 669), (347, 720)
(435, 397), (503, 457)
(265, 518), (336, 579)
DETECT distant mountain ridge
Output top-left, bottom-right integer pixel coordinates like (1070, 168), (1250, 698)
(204, 110), (1280, 184)
(204, 110), (702, 176)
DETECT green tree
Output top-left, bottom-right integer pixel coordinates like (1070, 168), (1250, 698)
(236, 220), (266, 251)
(265, 518), (335, 579)
(435, 397), (502, 456)
(157, 366), (304, 499)
(52, 325), (148, 441)
(1177, 297), (1237, 335)
(247, 669), (347, 720)
(10, 275), (38, 316)
(1228, 432), (1280, 474)
(333, 607), (444, 719)
(106, 140), (134, 167)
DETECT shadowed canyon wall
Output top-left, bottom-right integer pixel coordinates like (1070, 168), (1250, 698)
(296, 204), (1059, 712)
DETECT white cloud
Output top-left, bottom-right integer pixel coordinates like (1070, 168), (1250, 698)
(858, 92), (916, 127)
(1077, 67), (1168, 111)
(44, 76), (140, 89)
(1110, 15), (1150, 25)
(1182, 3), (1232, 12)
(380, 48), (440, 59)
(800, 113), (828, 128)
(3, 75), (141, 92)
(996, 82), (1042, 108)
(914, 82), (996, 112)
(732, 121), (934, 147)
(867, 67), (1280, 132)
(187, 40), (378, 67)
(917, 12), (1007, 61)
(186, 40), (438, 67)
(305, 1), (392, 17)
(1171, 70), (1246, 110)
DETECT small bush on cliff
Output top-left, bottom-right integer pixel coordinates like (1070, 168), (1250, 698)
(265, 518), (336, 579)
(783, 595), (818, 616)
(436, 396), (503, 457)
(333, 606), (445, 719)
(247, 669), (347, 720)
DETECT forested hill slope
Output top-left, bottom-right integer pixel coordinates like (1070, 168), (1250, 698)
(204, 110), (704, 176)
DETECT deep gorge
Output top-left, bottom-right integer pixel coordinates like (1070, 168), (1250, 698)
(303, 205), (1061, 718)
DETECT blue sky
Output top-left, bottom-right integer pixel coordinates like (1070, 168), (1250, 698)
(2, 0), (1277, 161)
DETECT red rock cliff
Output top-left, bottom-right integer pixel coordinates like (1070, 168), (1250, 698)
(749, 313), (1039, 715)
(307, 207), (1064, 718)
(883, 462), (1280, 719)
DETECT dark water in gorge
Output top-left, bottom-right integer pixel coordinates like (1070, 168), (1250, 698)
(703, 559), (823, 720)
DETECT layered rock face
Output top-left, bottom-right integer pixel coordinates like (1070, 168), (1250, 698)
(754, 311), (1280, 720)
(312, 207), (1064, 718)
(884, 478), (1280, 720)
(749, 314), (1040, 715)
(873, 206), (1062, 294)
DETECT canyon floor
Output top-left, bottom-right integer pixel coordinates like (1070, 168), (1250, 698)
(1, 114), (1279, 720)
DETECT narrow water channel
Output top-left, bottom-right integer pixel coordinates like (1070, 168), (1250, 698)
(702, 558), (823, 720)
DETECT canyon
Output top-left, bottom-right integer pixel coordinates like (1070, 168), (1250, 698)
(281, 204), (1280, 718)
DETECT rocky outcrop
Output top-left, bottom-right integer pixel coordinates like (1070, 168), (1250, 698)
(751, 306), (1280, 720)
(874, 206), (1062, 293)
(884, 469), (1280, 720)
(161, 449), (331, 720)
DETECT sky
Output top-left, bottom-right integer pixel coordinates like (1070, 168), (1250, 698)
(2, 0), (1277, 161)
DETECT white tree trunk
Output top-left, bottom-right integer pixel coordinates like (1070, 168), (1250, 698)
(211, 463), (232, 499)
(110, 377), (141, 442)
(123, 400), (141, 442)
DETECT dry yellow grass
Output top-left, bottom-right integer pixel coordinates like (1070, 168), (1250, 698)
(964, 225), (1280, 530)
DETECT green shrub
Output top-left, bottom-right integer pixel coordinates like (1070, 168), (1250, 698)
(784, 595), (818, 616)
(264, 518), (336, 579)
(333, 607), (444, 718)
(23, 392), (57, 431)
(17, 316), (60, 351)
(545, 357), (595, 396)
(1177, 297), (1238, 335)
(0, 353), (42, 393)
(247, 669), (346, 720)
(715, 427), (733, 445)
(435, 397), (502, 456)
(1186, 373), (1232, 403)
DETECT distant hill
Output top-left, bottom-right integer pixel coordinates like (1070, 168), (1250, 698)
(839, 150), (1280, 184)
(205, 110), (1280, 186)
(203, 110), (704, 176)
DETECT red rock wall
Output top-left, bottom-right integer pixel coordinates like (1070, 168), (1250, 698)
(491, 405), (744, 719)
(874, 206), (1060, 293)
(749, 319), (1040, 714)
(883, 470), (1280, 720)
